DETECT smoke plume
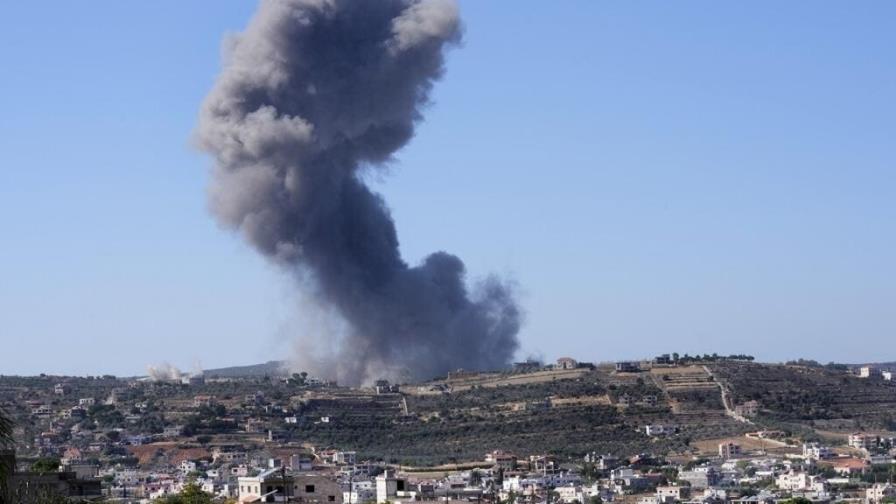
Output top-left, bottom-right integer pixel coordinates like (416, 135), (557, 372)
(146, 363), (184, 382)
(196, 0), (520, 385)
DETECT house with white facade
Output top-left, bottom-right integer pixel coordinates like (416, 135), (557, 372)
(656, 485), (690, 502)
(867, 483), (896, 503)
(803, 443), (833, 460)
(645, 424), (670, 436)
(238, 469), (342, 504)
(776, 472), (818, 491)
(734, 400), (760, 417)
(849, 433), (876, 451)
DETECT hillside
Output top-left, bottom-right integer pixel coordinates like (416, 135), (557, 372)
(709, 361), (896, 437)
(289, 365), (748, 464)
(5, 360), (895, 466)
(202, 360), (288, 378)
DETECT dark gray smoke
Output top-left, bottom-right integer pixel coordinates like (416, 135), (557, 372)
(196, 0), (520, 385)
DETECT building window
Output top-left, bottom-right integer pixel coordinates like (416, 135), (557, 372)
(306, 485), (316, 493)
(328, 496), (336, 501)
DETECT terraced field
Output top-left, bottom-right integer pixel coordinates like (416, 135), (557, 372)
(709, 361), (896, 432)
(649, 365), (727, 415)
(288, 368), (749, 464)
(651, 366), (718, 392)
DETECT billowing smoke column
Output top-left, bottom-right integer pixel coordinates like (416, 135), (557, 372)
(197, 0), (520, 385)
(146, 363), (184, 382)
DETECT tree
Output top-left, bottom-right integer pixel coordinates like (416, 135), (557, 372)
(779, 498), (812, 504)
(503, 490), (518, 504)
(30, 458), (61, 474)
(0, 408), (11, 448)
(0, 407), (13, 500)
(154, 480), (213, 504)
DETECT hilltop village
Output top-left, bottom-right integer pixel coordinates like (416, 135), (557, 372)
(2, 356), (896, 503)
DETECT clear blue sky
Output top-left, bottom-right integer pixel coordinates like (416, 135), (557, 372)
(1, 2), (894, 376)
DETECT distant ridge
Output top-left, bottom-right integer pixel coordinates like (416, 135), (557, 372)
(202, 360), (288, 378)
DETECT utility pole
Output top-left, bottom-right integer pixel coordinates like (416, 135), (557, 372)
(282, 465), (290, 502)
(348, 463), (354, 504)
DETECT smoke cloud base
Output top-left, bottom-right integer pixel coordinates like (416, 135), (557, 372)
(197, 0), (520, 385)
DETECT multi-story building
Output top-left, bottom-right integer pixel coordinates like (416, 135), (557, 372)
(849, 433), (876, 451)
(193, 395), (216, 408)
(734, 400), (760, 417)
(556, 357), (578, 370)
(657, 485), (690, 502)
(776, 472), (813, 491)
(719, 442), (742, 459)
(238, 469), (342, 504)
(867, 483), (896, 503)
(376, 469), (408, 504)
(678, 467), (719, 489)
(616, 361), (641, 373)
(486, 450), (517, 469)
(803, 443), (833, 460)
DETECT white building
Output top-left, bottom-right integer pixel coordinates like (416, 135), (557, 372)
(678, 467), (719, 489)
(344, 481), (375, 504)
(332, 451), (356, 465)
(656, 485), (689, 502)
(776, 472), (826, 495)
(31, 404), (51, 417)
(776, 472), (813, 491)
(803, 443), (833, 460)
(867, 483), (896, 503)
(289, 454), (313, 471)
(849, 433), (876, 451)
(376, 470), (408, 504)
(193, 395), (216, 408)
(556, 357), (578, 370)
(213, 449), (247, 464)
(238, 470), (342, 504)
(734, 400), (760, 417)
(486, 450), (518, 469)
(555, 485), (585, 503)
(162, 425), (183, 438)
(645, 424), (669, 436)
